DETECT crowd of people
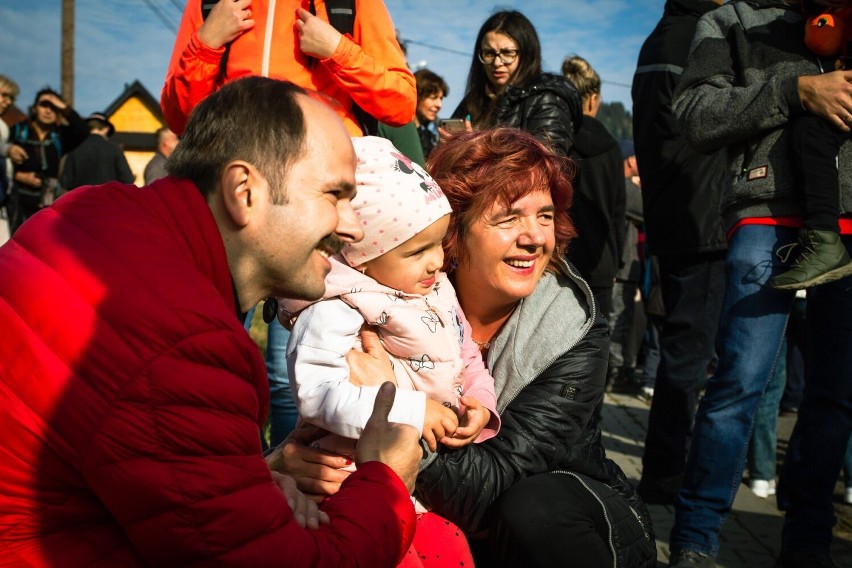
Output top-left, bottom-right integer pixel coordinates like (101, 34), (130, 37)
(2, 0), (852, 567)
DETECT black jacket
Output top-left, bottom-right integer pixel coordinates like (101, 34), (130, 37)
(631, 0), (727, 256)
(454, 73), (583, 157)
(10, 111), (89, 187)
(61, 134), (135, 190)
(567, 116), (626, 287)
(416, 261), (654, 566)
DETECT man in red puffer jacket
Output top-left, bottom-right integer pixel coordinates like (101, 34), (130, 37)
(0, 77), (422, 567)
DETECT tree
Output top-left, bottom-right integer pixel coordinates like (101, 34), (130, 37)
(597, 101), (633, 143)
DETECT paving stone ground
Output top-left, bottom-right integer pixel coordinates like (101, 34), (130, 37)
(601, 391), (852, 567)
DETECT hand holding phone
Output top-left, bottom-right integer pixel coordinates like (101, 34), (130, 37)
(439, 119), (466, 134)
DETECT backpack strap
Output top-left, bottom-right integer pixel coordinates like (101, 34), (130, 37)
(325, 0), (355, 36)
(310, 0), (378, 134)
(10, 122), (27, 145)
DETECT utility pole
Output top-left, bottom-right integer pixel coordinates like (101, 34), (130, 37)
(61, 0), (74, 106)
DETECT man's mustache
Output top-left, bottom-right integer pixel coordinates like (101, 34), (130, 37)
(318, 233), (345, 256)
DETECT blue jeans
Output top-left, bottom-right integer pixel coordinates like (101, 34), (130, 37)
(747, 339), (787, 481)
(670, 225), (798, 556)
(641, 252), (725, 480)
(244, 306), (299, 449)
(265, 318), (298, 447)
(778, 253), (852, 552)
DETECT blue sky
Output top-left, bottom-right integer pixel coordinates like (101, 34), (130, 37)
(1, 0), (666, 119)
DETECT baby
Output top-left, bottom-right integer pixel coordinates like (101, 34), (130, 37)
(280, 136), (500, 469)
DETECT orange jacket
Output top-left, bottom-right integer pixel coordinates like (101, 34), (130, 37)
(161, 0), (415, 136)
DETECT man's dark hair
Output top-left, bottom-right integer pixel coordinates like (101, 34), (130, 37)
(414, 69), (449, 101)
(30, 87), (63, 119)
(167, 77), (307, 203)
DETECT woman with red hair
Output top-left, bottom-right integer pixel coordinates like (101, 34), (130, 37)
(279, 127), (656, 567)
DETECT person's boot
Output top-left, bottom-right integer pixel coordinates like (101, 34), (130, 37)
(608, 367), (642, 395)
(770, 228), (852, 290)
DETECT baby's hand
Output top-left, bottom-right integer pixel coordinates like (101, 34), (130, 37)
(422, 398), (459, 452)
(441, 395), (490, 449)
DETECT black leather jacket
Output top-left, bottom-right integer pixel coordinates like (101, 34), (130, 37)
(415, 261), (654, 566)
(453, 73), (583, 157)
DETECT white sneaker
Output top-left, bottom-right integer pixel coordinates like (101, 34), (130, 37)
(749, 478), (776, 499)
(845, 487), (852, 504)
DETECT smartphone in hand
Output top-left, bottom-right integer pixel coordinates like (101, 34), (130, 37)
(439, 118), (465, 134)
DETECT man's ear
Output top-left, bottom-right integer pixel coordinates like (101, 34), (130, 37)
(220, 161), (258, 228)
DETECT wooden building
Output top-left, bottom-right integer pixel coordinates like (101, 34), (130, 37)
(103, 80), (165, 185)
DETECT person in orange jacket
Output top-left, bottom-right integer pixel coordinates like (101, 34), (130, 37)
(161, 0), (416, 137)
(162, 0), (417, 456)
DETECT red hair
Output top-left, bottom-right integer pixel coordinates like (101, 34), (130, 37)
(427, 127), (576, 272)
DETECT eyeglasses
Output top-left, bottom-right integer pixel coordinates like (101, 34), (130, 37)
(0, 92), (15, 102)
(478, 48), (519, 65)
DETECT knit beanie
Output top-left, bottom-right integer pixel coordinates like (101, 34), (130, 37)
(341, 136), (452, 266)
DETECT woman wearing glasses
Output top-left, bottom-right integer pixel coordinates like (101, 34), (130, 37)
(450, 10), (582, 157)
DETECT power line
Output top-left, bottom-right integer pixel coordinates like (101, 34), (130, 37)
(401, 38), (470, 58)
(140, 0), (179, 34)
(603, 80), (632, 90)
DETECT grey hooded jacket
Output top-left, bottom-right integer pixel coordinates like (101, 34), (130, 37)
(415, 258), (655, 566)
(672, 0), (852, 231)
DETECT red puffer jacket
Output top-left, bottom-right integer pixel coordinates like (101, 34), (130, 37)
(0, 177), (415, 566)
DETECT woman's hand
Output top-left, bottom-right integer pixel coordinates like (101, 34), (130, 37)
(267, 424), (352, 502)
(346, 326), (396, 386)
(270, 470), (331, 529)
(198, 0), (255, 49)
(437, 115), (473, 143)
(441, 395), (490, 449)
(295, 7), (342, 59)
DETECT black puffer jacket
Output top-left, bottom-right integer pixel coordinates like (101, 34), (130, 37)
(453, 73), (583, 157)
(415, 259), (655, 567)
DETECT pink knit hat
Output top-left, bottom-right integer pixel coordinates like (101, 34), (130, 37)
(341, 136), (452, 266)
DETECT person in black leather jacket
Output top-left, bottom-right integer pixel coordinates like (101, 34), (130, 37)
(278, 127), (655, 567)
(450, 10), (582, 157)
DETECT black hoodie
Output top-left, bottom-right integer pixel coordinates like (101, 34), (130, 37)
(566, 115), (626, 288)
